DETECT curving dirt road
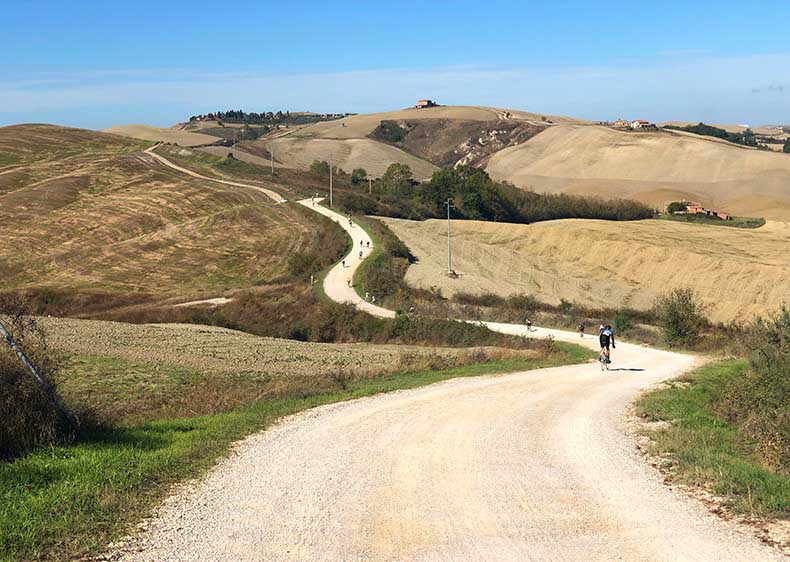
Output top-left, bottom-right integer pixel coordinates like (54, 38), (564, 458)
(118, 160), (784, 560)
(299, 198), (395, 318)
(143, 145), (286, 204)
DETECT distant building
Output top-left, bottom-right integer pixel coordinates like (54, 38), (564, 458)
(631, 119), (656, 129)
(612, 118), (629, 128)
(416, 99), (437, 109)
(682, 202), (733, 220)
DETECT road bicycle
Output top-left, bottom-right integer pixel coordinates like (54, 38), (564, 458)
(599, 351), (610, 371)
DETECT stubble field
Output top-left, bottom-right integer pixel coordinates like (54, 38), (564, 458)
(382, 216), (790, 324)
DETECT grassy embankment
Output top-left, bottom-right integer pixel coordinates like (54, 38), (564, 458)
(658, 214), (766, 229)
(637, 360), (789, 517)
(1, 333), (592, 561)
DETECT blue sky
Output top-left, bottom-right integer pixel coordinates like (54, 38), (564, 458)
(1, 1), (788, 128)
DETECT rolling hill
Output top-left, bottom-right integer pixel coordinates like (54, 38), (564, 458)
(250, 105), (587, 179)
(382, 216), (790, 324)
(0, 124), (320, 308)
(101, 106), (790, 221)
(103, 124), (219, 147)
(485, 124), (790, 220)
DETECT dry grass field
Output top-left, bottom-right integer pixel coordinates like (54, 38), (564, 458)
(289, 105), (587, 140)
(261, 136), (438, 179)
(250, 105), (586, 178)
(382, 216), (790, 324)
(103, 124), (218, 147)
(40, 317), (488, 424)
(485, 124), (790, 221)
(0, 124), (316, 304)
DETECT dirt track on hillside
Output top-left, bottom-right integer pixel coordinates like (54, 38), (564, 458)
(114, 201), (783, 561)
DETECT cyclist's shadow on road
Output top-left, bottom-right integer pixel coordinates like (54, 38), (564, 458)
(610, 368), (646, 372)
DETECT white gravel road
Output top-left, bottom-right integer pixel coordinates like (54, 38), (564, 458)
(117, 164), (784, 560)
(116, 332), (781, 561)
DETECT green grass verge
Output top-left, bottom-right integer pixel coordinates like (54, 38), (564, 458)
(656, 214), (766, 229)
(0, 344), (591, 561)
(636, 359), (789, 518)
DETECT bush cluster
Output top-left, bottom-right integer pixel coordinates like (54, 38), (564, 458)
(664, 122), (759, 147)
(341, 164), (654, 225)
(653, 288), (708, 346)
(716, 307), (790, 473)
(0, 295), (71, 460)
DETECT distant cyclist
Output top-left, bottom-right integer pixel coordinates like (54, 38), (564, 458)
(526, 318), (533, 332)
(579, 323), (585, 338)
(599, 324), (615, 363)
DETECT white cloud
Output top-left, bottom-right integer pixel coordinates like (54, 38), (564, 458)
(1, 54), (789, 128)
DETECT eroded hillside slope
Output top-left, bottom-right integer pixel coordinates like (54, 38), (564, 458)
(383, 216), (790, 323)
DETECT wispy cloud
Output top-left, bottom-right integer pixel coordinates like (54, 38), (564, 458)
(751, 83), (785, 94)
(657, 49), (712, 56)
(2, 53), (790, 128)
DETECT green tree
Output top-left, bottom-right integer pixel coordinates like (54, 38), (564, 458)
(666, 201), (688, 214)
(351, 168), (368, 185)
(654, 288), (708, 346)
(381, 163), (414, 195)
(784, 138), (790, 153)
(309, 160), (330, 177)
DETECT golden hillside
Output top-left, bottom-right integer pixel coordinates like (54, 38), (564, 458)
(0, 124), (315, 302)
(253, 105), (586, 178)
(103, 124), (218, 147)
(382, 217), (790, 323)
(485, 125), (790, 220)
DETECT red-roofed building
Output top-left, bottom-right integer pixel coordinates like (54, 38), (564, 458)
(631, 119), (655, 129)
(416, 99), (437, 109)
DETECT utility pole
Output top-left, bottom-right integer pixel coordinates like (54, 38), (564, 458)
(270, 145), (275, 176)
(329, 154), (333, 207)
(444, 198), (454, 274)
(368, 176), (372, 195)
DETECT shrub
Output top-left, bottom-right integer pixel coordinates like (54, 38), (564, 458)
(506, 293), (541, 312)
(559, 299), (574, 315)
(613, 310), (634, 334)
(286, 252), (316, 279)
(0, 295), (70, 460)
(359, 251), (408, 298)
(654, 288), (708, 346)
(351, 168), (367, 185)
(452, 292), (505, 308)
(374, 121), (407, 143)
(666, 201), (688, 214)
(717, 307), (790, 473)
(309, 160), (330, 177)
